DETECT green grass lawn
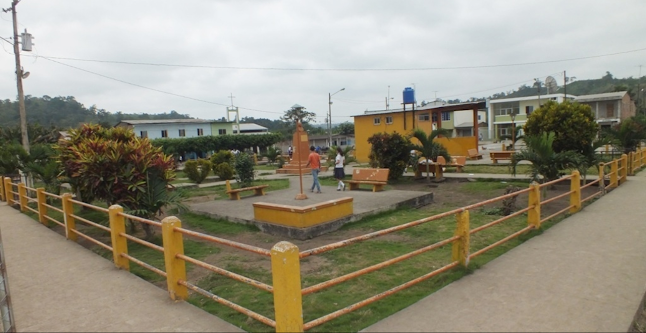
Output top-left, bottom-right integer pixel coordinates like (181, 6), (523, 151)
(177, 179), (289, 199)
(18, 171), (593, 332)
(185, 200), (567, 332)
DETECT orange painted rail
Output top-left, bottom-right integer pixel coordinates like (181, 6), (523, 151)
(0, 154), (635, 332)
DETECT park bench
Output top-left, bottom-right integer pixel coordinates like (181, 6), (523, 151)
(468, 148), (483, 160)
(489, 151), (514, 164)
(225, 180), (269, 200)
(346, 168), (389, 192)
(415, 156), (466, 178)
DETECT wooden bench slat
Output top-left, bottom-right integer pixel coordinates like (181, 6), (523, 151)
(225, 180), (269, 200)
(348, 168), (389, 192)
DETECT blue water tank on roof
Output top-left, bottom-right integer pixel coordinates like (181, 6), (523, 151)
(403, 87), (415, 104)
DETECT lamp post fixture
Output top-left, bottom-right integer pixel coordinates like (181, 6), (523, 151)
(328, 88), (345, 149)
(510, 112), (516, 151)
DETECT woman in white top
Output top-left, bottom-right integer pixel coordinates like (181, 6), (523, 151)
(334, 147), (346, 191)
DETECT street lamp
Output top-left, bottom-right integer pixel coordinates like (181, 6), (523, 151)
(510, 111), (516, 151)
(328, 88), (345, 149)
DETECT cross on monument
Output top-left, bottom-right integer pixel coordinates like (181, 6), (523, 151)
(228, 93), (236, 106)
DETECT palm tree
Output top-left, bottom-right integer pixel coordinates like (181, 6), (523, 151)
(510, 132), (583, 184)
(409, 128), (451, 183)
(124, 170), (187, 240)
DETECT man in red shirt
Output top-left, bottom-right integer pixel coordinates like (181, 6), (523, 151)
(305, 145), (322, 193)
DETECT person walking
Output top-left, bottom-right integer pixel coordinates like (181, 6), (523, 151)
(305, 146), (322, 193)
(334, 147), (346, 191)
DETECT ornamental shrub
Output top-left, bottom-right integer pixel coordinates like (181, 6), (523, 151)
(367, 132), (411, 180)
(234, 152), (255, 188)
(184, 159), (212, 184)
(215, 162), (234, 180)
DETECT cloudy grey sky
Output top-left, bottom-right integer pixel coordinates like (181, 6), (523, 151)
(1, 0), (645, 124)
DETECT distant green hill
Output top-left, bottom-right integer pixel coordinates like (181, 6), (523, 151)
(489, 71), (645, 103)
(0, 95), (192, 129)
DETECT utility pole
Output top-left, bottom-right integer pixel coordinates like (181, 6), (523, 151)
(563, 70), (567, 99)
(6, 0), (29, 153)
(638, 65), (643, 114)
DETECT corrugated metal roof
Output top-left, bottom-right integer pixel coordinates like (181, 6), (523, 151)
(118, 119), (213, 125)
(576, 91), (627, 102)
(233, 123), (268, 131)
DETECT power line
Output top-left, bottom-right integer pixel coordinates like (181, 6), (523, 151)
(23, 47), (646, 71)
(39, 56), (285, 116)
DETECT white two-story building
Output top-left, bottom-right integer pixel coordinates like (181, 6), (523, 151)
(116, 119), (213, 140)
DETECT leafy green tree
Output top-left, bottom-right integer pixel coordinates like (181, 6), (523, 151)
(336, 122), (355, 135)
(281, 105), (316, 124)
(602, 115), (646, 153)
(510, 132), (583, 183)
(523, 100), (599, 154)
(367, 132), (411, 180)
(409, 128), (451, 183)
(0, 143), (28, 176)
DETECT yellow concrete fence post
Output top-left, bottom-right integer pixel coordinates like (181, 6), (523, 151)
(451, 209), (470, 267)
(271, 241), (303, 333)
(621, 154), (628, 184)
(61, 193), (77, 241)
(0, 176), (4, 202)
(4, 177), (12, 206)
(161, 216), (188, 301)
(108, 205), (130, 271)
(628, 152), (634, 175)
(36, 188), (47, 225)
(18, 183), (27, 213)
(527, 182), (541, 229)
(570, 170), (581, 213)
(598, 162), (606, 195)
(610, 159), (618, 188)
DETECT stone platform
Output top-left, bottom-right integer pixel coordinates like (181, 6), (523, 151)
(189, 178), (433, 239)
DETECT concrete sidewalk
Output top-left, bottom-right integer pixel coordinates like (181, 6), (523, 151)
(363, 173), (646, 332)
(0, 203), (242, 332)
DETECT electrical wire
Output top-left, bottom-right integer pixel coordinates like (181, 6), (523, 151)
(23, 47), (646, 72)
(39, 56), (285, 116)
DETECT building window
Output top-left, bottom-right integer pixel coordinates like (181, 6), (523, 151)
(499, 127), (510, 137)
(178, 129), (186, 137)
(219, 129), (227, 135)
(478, 115), (482, 121)
(525, 106), (534, 115)
(140, 131), (148, 138)
(161, 130), (168, 138)
(385, 116), (393, 124)
(418, 113), (430, 121)
(373, 117), (381, 125)
(493, 102), (520, 116)
(197, 128), (204, 136)
(606, 104), (614, 117)
(441, 111), (450, 121)
(340, 139), (348, 146)
(432, 113), (438, 122)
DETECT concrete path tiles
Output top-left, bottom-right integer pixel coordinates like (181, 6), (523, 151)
(0, 204), (242, 332)
(363, 173), (646, 332)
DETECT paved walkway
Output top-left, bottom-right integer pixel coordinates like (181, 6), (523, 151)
(363, 172), (646, 332)
(0, 204), (242, 332)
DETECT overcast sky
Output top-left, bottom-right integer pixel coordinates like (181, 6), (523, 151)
(1, 0), (645, 124)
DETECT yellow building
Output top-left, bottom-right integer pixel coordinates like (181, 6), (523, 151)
(352, 101), (486, 163)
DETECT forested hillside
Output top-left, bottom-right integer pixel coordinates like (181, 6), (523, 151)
(0, 95), (192, 129)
